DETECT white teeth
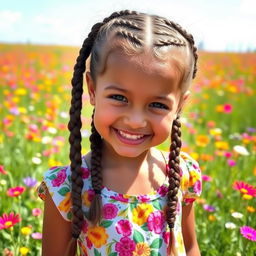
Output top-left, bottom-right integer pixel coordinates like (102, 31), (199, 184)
(118, 130), (144, 140)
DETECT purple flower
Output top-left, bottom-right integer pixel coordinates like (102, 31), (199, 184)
(23, 177), (37, 187)
(240, 226), (256, 241)
(203, 204), (216, 212)
(115, 236), (136, 256)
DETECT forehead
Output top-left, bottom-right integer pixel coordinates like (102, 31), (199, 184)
(101, 50), (184, 90)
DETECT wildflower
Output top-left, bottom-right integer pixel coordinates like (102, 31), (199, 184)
(231, 212), (243, 219)
(31, 232), (42, 239)
(23, 177), (37, 187)
(2, 248), (14, 256)
(224, 151), (232, 158)
(21, 226), (32, 236)
(32, 208), (42, 217)
(243, 194), (253, 200)
(233, 181), (256, 197)
(0, 212), (21, 229)
(32, 157), (42, 165)
(227, 159), (236, 167)
(202, 175), (212, 182)
(0, 165), (7, 175)
(247, 206), (255, 213)
(240, 226), (256, 241)
(208, 215), (216, 221)
(203, 204), (215, 212)
(196, 135), (209, 147)
(7, 186), (25, 197)
(209, 128), (222, 136)
(215, 141), (229, 150)
(19, 247), (29, 256)
(233, 145), (249, 156)
(223, 104), (232, 113)
(225, 222), (236, 229)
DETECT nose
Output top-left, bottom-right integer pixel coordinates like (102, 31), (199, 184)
(123, 109), (147, 129)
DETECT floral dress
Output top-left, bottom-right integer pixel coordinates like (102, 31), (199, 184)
(37, 151), (202, 256)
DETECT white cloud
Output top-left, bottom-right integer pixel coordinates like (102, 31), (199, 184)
(0, 10), (22, 28)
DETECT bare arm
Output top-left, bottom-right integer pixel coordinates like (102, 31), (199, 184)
(182, 203), (201, 256)
(42, 189), (72, 256)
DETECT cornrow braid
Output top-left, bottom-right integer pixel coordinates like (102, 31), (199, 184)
(66, 10), (140, 255)
(167, 115), (182, 228)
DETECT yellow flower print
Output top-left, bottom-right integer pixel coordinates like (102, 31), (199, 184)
(58, 192), (71, 212)
(177, 231), (185, 254)
(82, 190), (94, 207)
(132, 203), (154, 226)
(180, 173), (189, 191)
(87, 226), (108, 248)
(189, 170), (200, 186)
(133, 242), (151, 256)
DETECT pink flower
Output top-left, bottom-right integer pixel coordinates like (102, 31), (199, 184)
(32, 208), (42, 217)
(7, 186), (25, 197)
(223, 104), (232, 113)
(110, 194), (129, 203)
(86, 237), (93, 249)
(227, 159), (236, 167)
(115, 236), (136, 256)
(137, 195), (150, 202)
(193, 180), (202, 194)
(158, 185), (168, 196)
(224, 152), (232, 158)
(203, 204), (215, 212)
(82, 220), (88, 233)
(81, 167), (89, 179)
(0, 165), (7, 175)
(51, 168), (67, 187)
(163, 231), (170, 244)
(0, 212), (21, 229)
(147, 211), (165, 234)
(31, 232), (42, 239)
(240, 226), (256, 241)
(202, 175), (212, 182)
(116, 220), (132, 236)
(103, 203), (118, 219)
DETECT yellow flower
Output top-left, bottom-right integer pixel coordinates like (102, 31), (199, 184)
(87, 226), (108, 248)
(19, 247), (29, 255)
(209, 128), (222, 136)
(133, 242), (151, 256)
(242, 194), (253, 200)
(215, 141), (229, 150)
(190, 152), (199, 161)
(196, 135), (209, 147)
(132, 203), (154, 226)
(58, 192), (71, 212)
(14, 88), (27, 96)
(208, 215), (216, 221)
(21, 226), (32, 236)
(247, 206), (255, 213)
(215, 105), (224, 112)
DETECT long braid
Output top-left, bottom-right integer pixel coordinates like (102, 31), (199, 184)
(66, 10), (140, 255)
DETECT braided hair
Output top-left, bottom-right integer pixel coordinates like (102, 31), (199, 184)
(66, 10), (198, 255)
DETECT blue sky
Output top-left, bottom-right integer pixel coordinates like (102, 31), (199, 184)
(1, 0), (255, 51)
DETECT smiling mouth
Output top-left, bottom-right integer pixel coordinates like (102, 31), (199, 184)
(113, 128), (151, 145)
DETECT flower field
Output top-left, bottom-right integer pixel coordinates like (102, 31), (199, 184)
(0, 43), (255, 255)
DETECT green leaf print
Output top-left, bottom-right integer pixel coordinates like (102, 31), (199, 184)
(100, 220), (113, 228)
(141, 222), (149, 231)
(150, 251), (161, 256)
(152, 200), (161, 210)
(58, 187), (70, 196)
(67, 211), (72, 220)
(48, 174), (57, 180)
(130, 203), (137, 211)
(68, 175), (71, 182)
(150, 238), (163, 249)
(108, 253), (118, 256)
(94, 248), (101, 256)
(117, 208), (128, 218)
(133, 230), (144, 243)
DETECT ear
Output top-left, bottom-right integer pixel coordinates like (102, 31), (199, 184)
(85, 71), (96, 105)
(176, 90), (190, 115)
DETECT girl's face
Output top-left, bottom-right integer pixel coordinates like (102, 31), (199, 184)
(86, 51), (189, 159)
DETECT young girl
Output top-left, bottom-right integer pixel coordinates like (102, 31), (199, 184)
(38, 10), (202, 256)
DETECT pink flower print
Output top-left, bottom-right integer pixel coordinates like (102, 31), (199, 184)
(193, 180), (202, 194)
(82, 220), (88, 233)
(158, 185), (168, 196)
(51, 168), (67, 187)
(86, 236), (93, 249)
(103, 203), (118, 219)
(116, 219), (132, 236)
(81, 167), (90, 179)
(110, 194), (129, 203)
(163, 231), (170, 244)
(137, 195), (150, 202)
(115, 236), (136, 256)
(147, 211), (165, 234)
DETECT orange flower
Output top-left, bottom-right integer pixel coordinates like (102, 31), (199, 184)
(196, 135), (209, 147)
(87, 226), (108, 248)
(133, 242), (151, 256)
(58, 192), (71, 212)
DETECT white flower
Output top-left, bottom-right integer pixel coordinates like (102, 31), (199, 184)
(32, 157), (42, 165)
(28, 105), (34, 111)
(42, 136), (52, 144)
(225, 222), (236, 229)
(48, 127), (57, 134)
(231, 212), (243, 219)
(0, 179), (7, 186)
(233, 145), (249, 156)
(81, 129), (90, 138)
(60, 111), (68, 118)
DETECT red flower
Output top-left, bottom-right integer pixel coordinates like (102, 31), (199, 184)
(233, 181), (256, 197)
(0, 212), (21, 229)
(7, 186), (25, 197)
